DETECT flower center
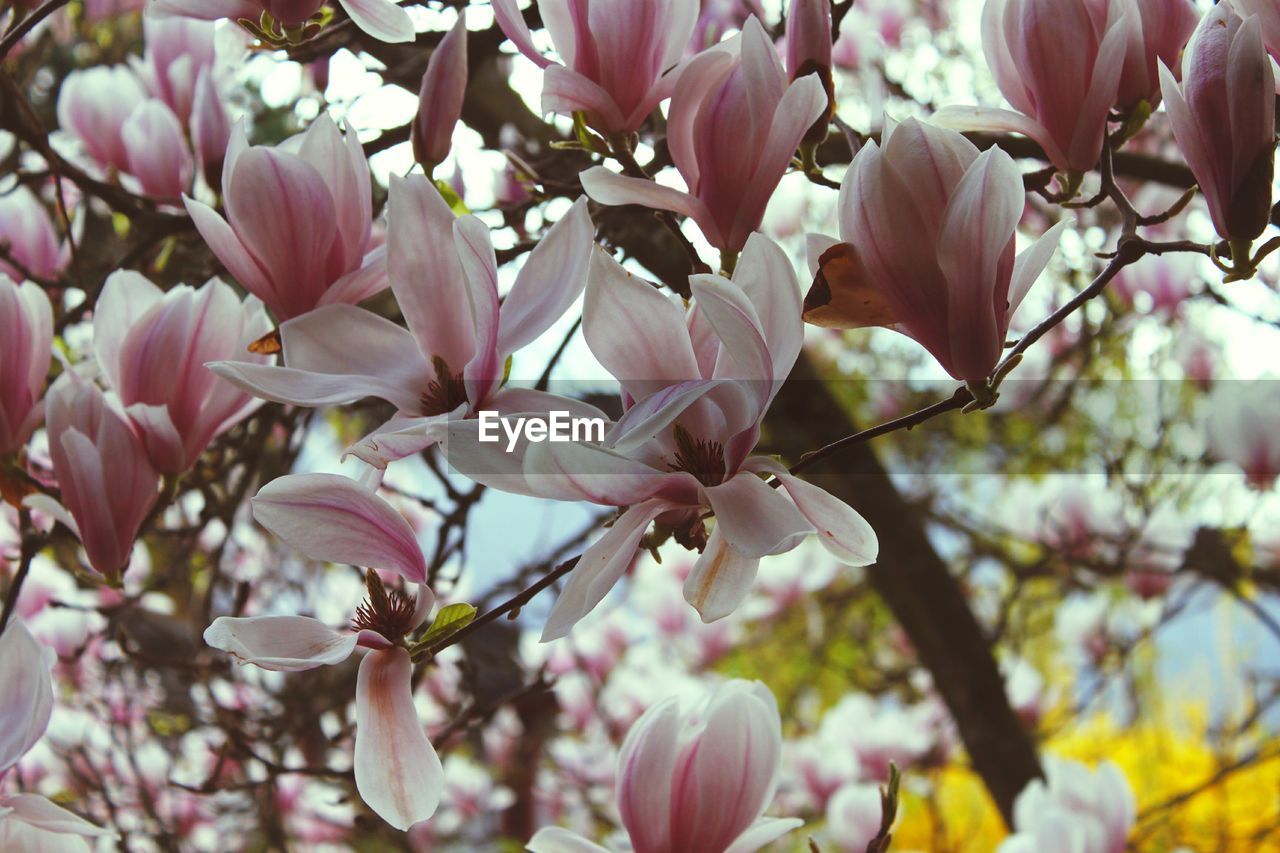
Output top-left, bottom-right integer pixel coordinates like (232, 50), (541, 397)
(669, 423), (726, 488)
(351, 569), (417, 642)
(420, 355), (468, 416)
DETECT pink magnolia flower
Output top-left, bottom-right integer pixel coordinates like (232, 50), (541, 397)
(56, 66), (148, 173)
(1208, 381), (1280, 490)
(997, 759), (1135, 853)
(92, 271), (272, 474)
(492, 0), (698, 136)
(934, 0), (1131, 175)
(185, 115), (388, 321)
(1159, 3), (1276, 244)
(191, 66), (233, 190)
(34, 373), (160, 578)
(122, 100), (195, 200)
(804, 117), (1063, 385)
(0, 188), (63, 283)
(0, 620), (114, 849)
(0, 275), (53, 455)
(413, 15), (468, 172)
(146, 0), (414, 44)
(133, 16), (222, 127)
(443, 235), (877, 640)
(580, 17), (828, 253)
(1112, 0), (1199, 111)
(529, 680), (801, 853)
(203, 473), (443, 831)
(210, 173), (597, 469)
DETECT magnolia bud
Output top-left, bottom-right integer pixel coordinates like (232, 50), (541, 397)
(412, 15), (468, 173)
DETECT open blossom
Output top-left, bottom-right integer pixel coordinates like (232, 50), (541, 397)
(185, 115), (388, 321)
(443, 235), (877, 640)
(1112, 0), (1198, 111)
(413, 15), (468, 172)
(580, 16), (827, 253)
(210, 173), (596, 468)
(147, 0), (414, 44)
(0, 275), (53, 455)
(803, 117), (1064, 384)
(492, 0), (698, 136)
(56, 66), (148, 173)
(0, 188), (63, 283)
(133, 16), (222, 126)
(92, 271), (272, 474)
(0, 620), (114, 849)
(203, 473), (443, 831)
(1159, 3), (1276, 244)
(998, 759), (1136, 853)
(35, 374), (160, 578)
(529, 680), (801, 853)
(934, 0), (1131, 175)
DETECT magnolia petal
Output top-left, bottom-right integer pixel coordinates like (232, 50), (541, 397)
(183, 196), (274, 305)
(605, 379), (723, 454)
(704, 471), (812, 559)
(203, 615), (358, 671)
(386, 173), (476, 371)
(524, 440), (675, 506)
(733, 233), (804, 379)
(541, 500), (672, 642)
(337, 0), (416, 43)
(583, 248), (702, 396)
(526, 826), (612, 853)
(0, 621), (54, 774)
(0, 793), (114, 840)
(579, 167), (711, 229)
(683, 527), (761, 623)
(251, 473), (428, 582)
(754, 461), (879, 566)
(1008, 220), (1066, 320)
(317, 244), (390, 308)
(354, 647), (443, 830)
(497, 196), (593, 357)
(724, 817), (805, 853)
(542, 66), (627, 132)
(931, 105), (1067, 172)
(491, 0), (554, 67)
(936, 147), (1024, 382)
(92, 270), (163, 392)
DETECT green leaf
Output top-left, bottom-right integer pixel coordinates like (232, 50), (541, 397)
(433, 179), (470, 215)
(414, 603), (477, 651)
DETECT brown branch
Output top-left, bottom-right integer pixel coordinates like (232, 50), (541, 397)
(0, 0), (70, 60)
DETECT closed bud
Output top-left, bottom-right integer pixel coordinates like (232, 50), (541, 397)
(786, 0), (835, 144)
(1159, 3), (1276, 244)
(412, 15), (468, 173)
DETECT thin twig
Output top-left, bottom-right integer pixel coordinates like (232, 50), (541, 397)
(0, 0), (70, 60)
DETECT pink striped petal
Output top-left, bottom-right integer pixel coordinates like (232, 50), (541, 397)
(541, 500), (672, 641)
(251, 473), (428, 582)
(354, 647), (443, 829)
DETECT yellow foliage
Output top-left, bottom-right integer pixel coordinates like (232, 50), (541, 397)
(886, 713), (1280, 852)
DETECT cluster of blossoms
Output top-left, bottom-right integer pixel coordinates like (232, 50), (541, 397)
(1, 0), (1278, 847)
